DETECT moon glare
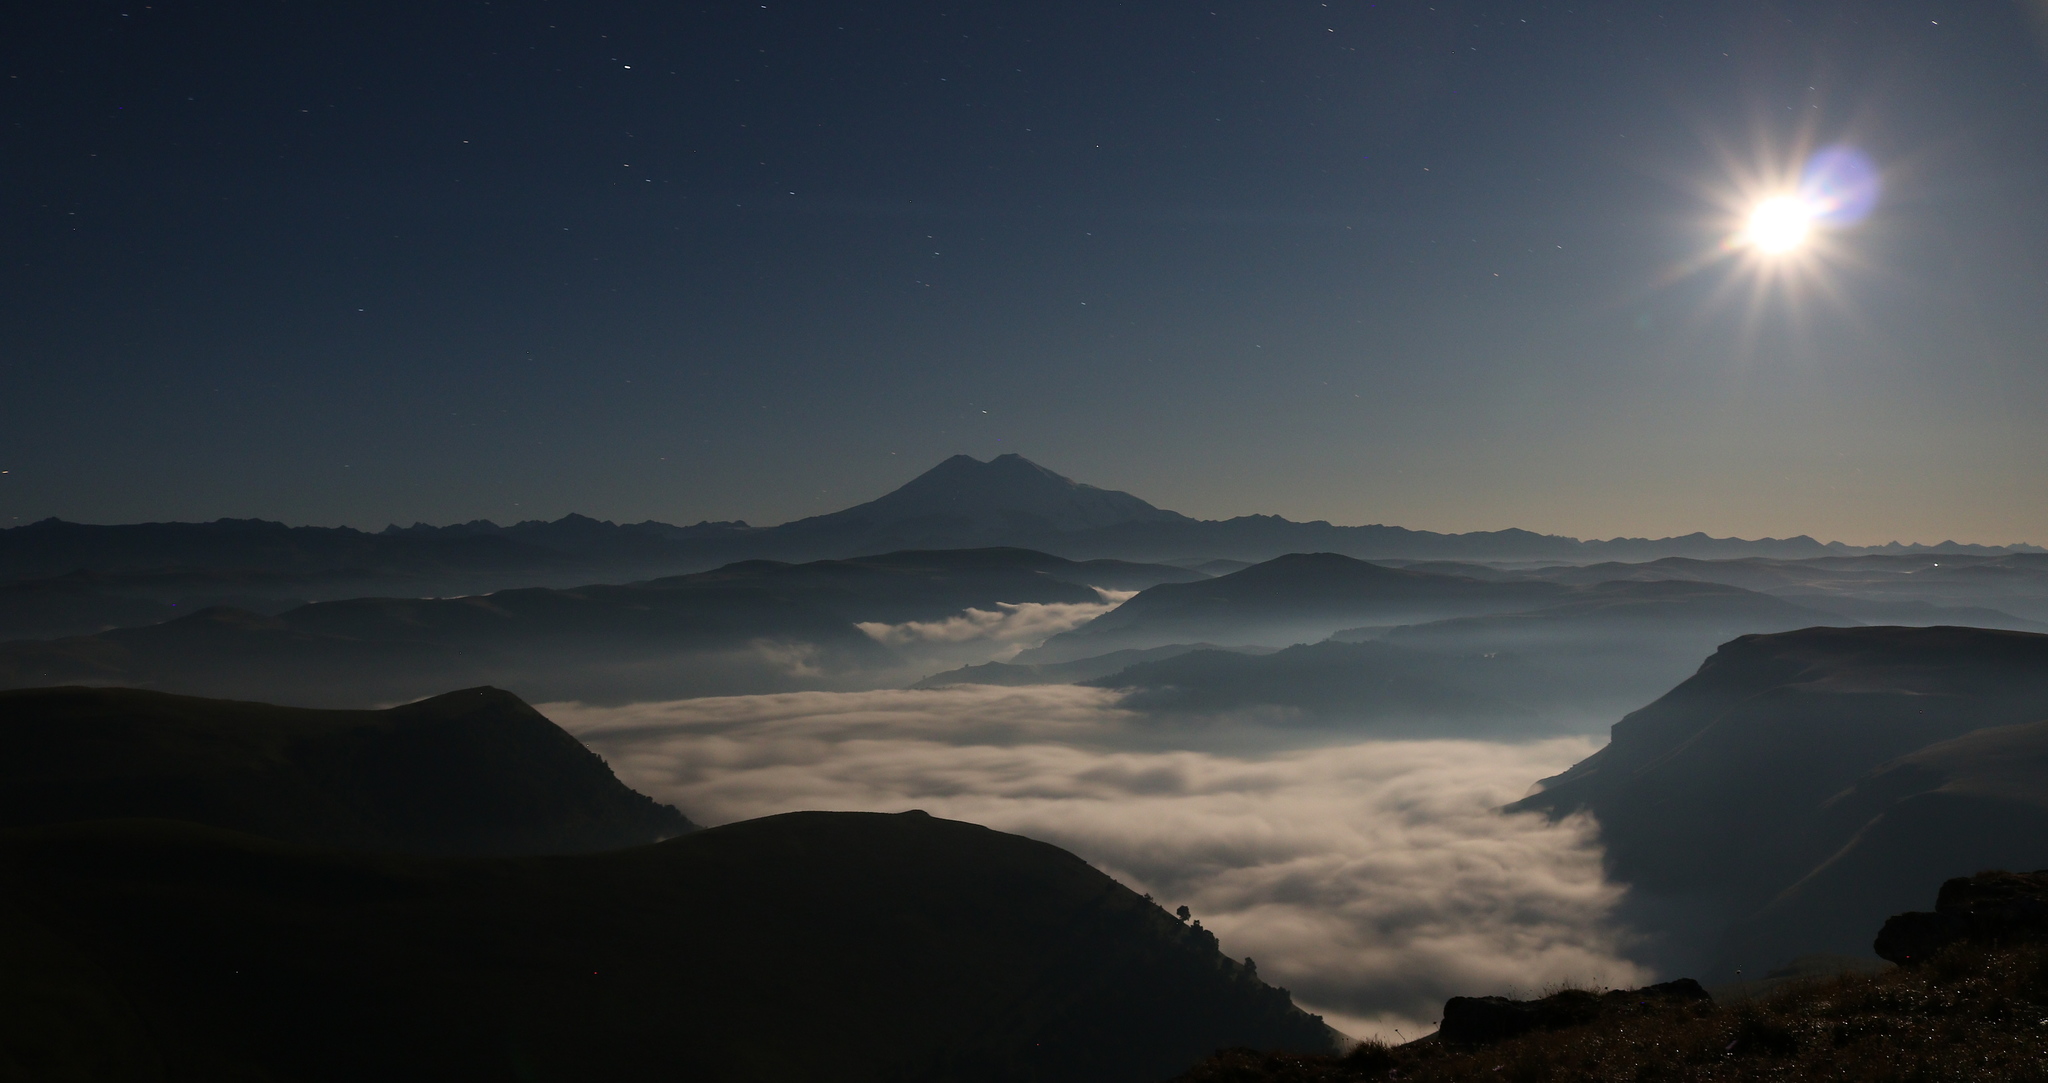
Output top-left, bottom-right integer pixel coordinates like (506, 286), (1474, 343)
(1743, 196), (1813, 254)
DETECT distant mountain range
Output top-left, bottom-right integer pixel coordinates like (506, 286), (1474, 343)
(3, 455), (2035, 615)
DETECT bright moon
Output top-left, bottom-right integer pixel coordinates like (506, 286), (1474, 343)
(1744, 196), (1813, 254)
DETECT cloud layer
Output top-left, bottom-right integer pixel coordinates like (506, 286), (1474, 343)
(547, 686), (1647, 1038)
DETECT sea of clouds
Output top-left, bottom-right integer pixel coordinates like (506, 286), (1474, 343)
(545, 684), (1649, 1038)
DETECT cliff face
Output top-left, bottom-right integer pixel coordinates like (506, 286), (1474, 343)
(1508, 625), (2048, 975)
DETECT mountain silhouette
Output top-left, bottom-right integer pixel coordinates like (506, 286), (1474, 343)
(0, 685), (692, 853)
(0, 811), (1339, 1081)
(1510, 625), (2048, 978)
(784, 453), (1190, 538)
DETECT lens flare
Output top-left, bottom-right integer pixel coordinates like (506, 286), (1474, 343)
(1652, 139), (1886, 342)
(1744, 196), (1814, 254)
(1799, 145), (1881, 226)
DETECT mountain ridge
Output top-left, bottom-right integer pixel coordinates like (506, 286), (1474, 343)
(6, 456), (2037, 590)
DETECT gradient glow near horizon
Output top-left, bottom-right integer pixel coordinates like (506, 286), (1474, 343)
(3, 3), (2047, 545)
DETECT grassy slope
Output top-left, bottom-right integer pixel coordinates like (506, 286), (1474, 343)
(1173, 939), (2048, 1082)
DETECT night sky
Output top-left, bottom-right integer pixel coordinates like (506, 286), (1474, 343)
(5, 1), (2046, 544)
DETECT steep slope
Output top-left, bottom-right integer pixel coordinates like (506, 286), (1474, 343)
(0, 686), (692, 854)
(1727, 719), (2048, 971)
(0, 811), (1338, 1083)
(1509, 625), (2048, 977)
(1026, 553), (1566, 660)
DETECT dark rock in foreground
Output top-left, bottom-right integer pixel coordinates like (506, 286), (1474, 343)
(1875, 869), (2048, 964)
(1437, 979), (1711, 1046)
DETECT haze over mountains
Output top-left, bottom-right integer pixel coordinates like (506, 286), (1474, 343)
(9, 522), (2046, 735)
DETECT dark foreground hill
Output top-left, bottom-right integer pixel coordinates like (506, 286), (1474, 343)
(1508, 625), (2048, 978)
(0, 548), (1191, 705)
(0, 686), (692, 854)
(0, 811), (1337, 1083)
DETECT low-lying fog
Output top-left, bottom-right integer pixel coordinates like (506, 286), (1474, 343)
(547, 685), (1648, 1040)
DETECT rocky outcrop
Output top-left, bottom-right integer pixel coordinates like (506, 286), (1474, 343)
(1874, 869), (2048, 964)
(1437, 978), (1710, 1046)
